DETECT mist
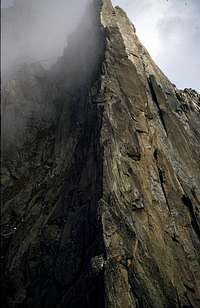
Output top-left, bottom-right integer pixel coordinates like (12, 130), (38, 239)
(1, 0), (92, 79)
(1, 0), (104, 156)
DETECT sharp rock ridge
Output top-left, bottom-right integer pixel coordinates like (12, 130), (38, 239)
(1, 1), (200, 307)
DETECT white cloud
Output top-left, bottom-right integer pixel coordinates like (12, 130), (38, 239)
(112, 0), (200, 91)
(1, 0), (14, 8)
(1, 0), (91, 78)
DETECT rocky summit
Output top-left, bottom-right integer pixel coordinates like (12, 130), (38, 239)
(1, 0), (200, 307)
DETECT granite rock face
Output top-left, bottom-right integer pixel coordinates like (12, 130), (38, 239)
(1, 0), (200, 307)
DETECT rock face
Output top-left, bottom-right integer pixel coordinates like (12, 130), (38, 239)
(1, 0), (200, 307)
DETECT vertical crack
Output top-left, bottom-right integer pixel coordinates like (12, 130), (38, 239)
(148, 75), (168, 136)
(181, 195), (200, 241)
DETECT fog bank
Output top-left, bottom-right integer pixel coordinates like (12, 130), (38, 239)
(1, 0), (104, 156)
(1, 0), (92, 79)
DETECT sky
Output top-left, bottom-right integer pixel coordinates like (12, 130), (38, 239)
(1, 0), (90, 78)
(112, 0), (200, 92)
(1, 0), (102, 148)
(1, 0), (14, 7)
(1, 0), (200, 91)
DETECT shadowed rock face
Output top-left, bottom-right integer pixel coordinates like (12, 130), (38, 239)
(1, 0), (200, 307)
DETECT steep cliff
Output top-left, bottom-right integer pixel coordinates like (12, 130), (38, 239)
(1, 0), (200, 307)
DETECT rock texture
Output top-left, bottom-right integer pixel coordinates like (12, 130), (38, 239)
(1, 0), (200, 307)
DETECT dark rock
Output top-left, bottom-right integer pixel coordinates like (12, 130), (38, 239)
(1, 0), (200, 307)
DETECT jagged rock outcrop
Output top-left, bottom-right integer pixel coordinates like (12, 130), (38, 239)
(1, 0), (200, 307)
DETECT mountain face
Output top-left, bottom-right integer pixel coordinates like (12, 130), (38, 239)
(1, 0), (200, 307)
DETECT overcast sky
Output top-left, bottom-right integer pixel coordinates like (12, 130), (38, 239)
(113, 0), (200, 92)
(1, 0), (200, 92)
(1, 0), (13, 7)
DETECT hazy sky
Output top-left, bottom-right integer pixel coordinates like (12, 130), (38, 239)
(1, 0), (90, 77)
(113, 0), (200, 92)
(1, 0), (14, 7)
(1, 0), (199, 91)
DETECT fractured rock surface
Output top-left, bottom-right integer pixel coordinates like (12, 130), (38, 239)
(1, 0), (200, 307)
